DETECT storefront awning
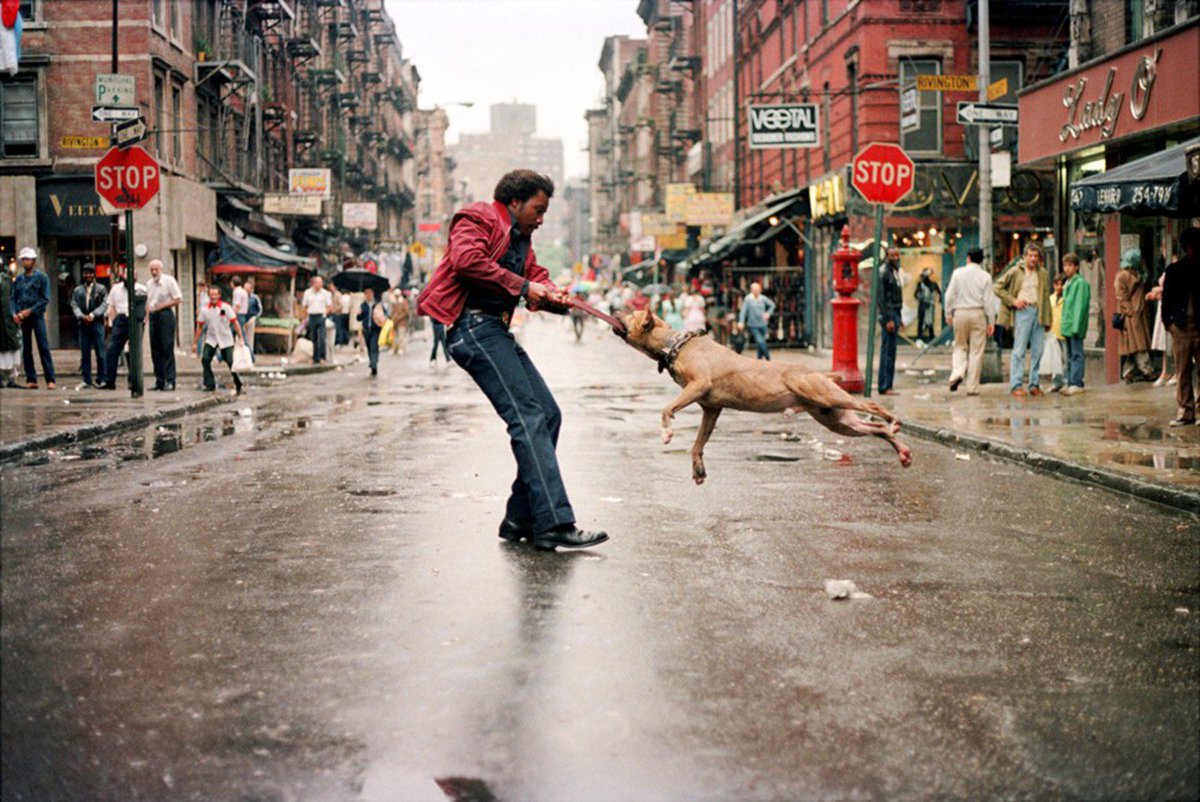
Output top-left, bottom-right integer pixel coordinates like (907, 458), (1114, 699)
(1070, 136), (1200, 217)
(217, 220), (316, 269)
(695, 191), (809, 267)
(209, 263), (298, 277)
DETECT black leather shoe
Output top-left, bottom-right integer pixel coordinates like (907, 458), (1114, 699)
(498, 517), (534, 542)
(531, 526), (609, 551)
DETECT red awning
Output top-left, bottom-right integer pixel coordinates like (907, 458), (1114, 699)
(209, 263), (298, 277)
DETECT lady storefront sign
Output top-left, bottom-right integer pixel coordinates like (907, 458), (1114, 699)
(1018, 18), (1200, 383)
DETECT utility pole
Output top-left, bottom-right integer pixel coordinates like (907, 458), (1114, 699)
(109, 0), (119, 296)
(112, 0), (143, 396)
(977, 0), (992, 266)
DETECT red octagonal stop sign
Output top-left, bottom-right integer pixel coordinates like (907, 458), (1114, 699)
(95, 146), (161, 210)
(851, 142), (915, 206)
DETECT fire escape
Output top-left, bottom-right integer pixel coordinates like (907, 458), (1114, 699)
(248, 0), (297, 192)
(195, 1), (263, 194)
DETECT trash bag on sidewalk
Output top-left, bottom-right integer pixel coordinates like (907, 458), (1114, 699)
(291, 336), (314, 364)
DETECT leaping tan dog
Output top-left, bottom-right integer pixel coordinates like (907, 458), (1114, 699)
(615, 308), (913, 484)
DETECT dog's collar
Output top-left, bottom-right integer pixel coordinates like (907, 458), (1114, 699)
(657, 329), (707, 374)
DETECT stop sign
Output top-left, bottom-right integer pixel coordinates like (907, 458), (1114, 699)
(95, 146), (160, 210)
(851, 142), (915, 205)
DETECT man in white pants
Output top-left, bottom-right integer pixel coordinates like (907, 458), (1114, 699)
(944, 247), (997, 396)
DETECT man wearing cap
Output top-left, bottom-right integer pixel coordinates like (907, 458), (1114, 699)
(70, 262), (108, 388)
(146, 259), (182, 391)
(101, 263), (147, 390)
(11, 247), (56, 390)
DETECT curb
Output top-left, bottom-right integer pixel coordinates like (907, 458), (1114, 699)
(902, 421), (1200, 514)
(0, 363), (340, 463)
(0, 395), (232, 464)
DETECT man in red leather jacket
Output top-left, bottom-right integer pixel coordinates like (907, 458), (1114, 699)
(418, 170), (609, 551)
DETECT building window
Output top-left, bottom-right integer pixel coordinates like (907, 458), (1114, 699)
(0, 76), (38, 159)
(169, 0), (179, 38)
(172, 84), (182, 164)
(18, 1), (35, 21)
(1125, 0), (1145, 43)
(899, 57), (942, 155)
(154, 74), (165, 159)
(151, 0), (163, 28)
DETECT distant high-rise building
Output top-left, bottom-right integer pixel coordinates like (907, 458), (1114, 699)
(450, 102), (566, 243)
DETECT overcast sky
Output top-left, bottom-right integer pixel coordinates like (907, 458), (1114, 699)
(386, 0), (646, 180)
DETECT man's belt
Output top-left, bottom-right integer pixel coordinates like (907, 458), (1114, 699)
(463, 308), (512, 327)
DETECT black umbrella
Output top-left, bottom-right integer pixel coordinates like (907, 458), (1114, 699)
(332, 268), (391, 295)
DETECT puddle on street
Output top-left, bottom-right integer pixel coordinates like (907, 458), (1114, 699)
(750, 454), (802, 462)
(346, 488), (396, 497)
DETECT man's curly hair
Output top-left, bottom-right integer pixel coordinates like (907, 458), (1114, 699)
(493, 170), (555, 204)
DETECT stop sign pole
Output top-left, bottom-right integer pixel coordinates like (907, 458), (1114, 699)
(96, 145), (161, 397)
(851, 142), (916, 398)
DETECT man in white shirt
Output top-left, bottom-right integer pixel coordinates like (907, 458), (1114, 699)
(194, 284), (245, 394)
(944, 247), (997, 395)
(301, 276), (332, 363)
(146, 259), (182, 391)
(101, 264), (147, 390)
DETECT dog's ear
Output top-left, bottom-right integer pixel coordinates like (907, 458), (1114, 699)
(640, 310), (656, 333)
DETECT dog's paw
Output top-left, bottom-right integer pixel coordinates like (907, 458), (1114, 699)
(693, 465), (707, 485)
(782, 407), (797, 418)
(662, 428), (674, 444)
(898, 447), (913, 468)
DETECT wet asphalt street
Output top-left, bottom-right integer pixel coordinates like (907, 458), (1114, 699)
(2, 316), (1198, 802)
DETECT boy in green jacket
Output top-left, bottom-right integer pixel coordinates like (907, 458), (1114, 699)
(1059, 253), (1091, 395)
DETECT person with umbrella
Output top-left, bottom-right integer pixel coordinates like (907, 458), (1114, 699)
(357, 286), (387, 378)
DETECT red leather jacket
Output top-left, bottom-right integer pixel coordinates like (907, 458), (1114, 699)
(416, 200), (554, 325)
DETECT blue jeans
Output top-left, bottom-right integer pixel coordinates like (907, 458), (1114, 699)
(747, 325), (770, 360)
(306, 314), (327, 363)
(446, 313), (575, 534)
(78, 318), (106, 385)
(104, 315), (130, 387)
(878, 311), (900, 392)
(364, 326), (380, 371)
(1066, 334), (1085, 388)
(1051, 339), (1066, 390)
(1009, 306), (1045, 391)
(21, 314), (56, 384)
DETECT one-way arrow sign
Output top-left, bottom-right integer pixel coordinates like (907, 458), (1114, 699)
(91, 105), (140, 123)
(115, 117), (147, 149)
(956, 102), (1018, 127)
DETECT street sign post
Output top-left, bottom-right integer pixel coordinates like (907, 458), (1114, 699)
(114, 117), (147, 149)
(956, 102), (1018, 126)
(95, 146), (159, 398)
(92, 105), (140, 123)
(851, 142), (916, 398)
(95, 73), (135, 105)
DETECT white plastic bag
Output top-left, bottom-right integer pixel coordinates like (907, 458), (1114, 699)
(231, 343), (254, 372)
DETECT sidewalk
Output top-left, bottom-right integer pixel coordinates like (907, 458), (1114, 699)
(0, 347), (347, 461)
(773, 345), (1200, 511)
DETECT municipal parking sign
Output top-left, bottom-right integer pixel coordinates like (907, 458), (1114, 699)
(747, 103), (820, 149)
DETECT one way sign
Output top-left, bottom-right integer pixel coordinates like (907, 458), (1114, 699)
(956, 102), (1018, 127)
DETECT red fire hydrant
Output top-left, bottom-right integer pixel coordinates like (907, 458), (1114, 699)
(830, 224), (864, 393)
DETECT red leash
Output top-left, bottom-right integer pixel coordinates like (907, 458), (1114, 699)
(564, 296), (627, 335)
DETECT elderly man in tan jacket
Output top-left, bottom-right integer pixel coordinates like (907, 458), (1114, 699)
(994, 243), (1053, 397)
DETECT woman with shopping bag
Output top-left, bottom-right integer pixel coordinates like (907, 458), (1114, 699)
(358, 286), (388, 377)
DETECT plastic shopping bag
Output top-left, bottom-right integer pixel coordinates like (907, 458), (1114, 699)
(378, 319), (394, 348)
(231, 343), (254, 372)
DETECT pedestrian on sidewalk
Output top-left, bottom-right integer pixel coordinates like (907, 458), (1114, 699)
(1060, 253), (1091, 396)
(1161, 227), (1200, 425)
(195, 284), (244, 395)
(0, 263), (21, 387)
(244, 277), (261, 362)
(301, 275), (332, 364)
(1147, 272), (1173, 387)
(916, 268), (942, 344)
(876, 248), (904, 394)
(390, 288), (410, 355)
(738, 282), (776, 361)
(417, 168), (608, 551)
(231, 275), (249, 335)
(101, 264), (147, 390)
(358, 286), (386, 377)
(994, 243), (1051, 398)
(70, 262), (108, 388)
(1047, 273), (1067, 392)
(944, 247), (995, 395)
(660, 289), (684, 331)
(12, 247), (56, 390)
(1113, 248), (1155, 383)
(146, 259), (182, 392)
(194, 281), (208, 358)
